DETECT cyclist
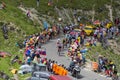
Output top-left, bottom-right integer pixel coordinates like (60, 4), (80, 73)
(57, 39), (62, 55)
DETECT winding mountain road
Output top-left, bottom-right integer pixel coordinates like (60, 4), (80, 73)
(43, 37), (111, 80)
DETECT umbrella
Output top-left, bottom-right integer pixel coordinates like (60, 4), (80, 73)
(40, 50), (46, 56)
(40, 47), (46, 56)
(0, 51), (11, 57)
(25, 49), (31, 56)
(20, 64), (31, 70)
(19, 64), (32, 74)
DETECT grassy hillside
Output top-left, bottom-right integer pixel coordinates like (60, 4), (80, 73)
(0, 0), (42, 79)
(0, 0), (120, 79)
(0, 0), (42, 50)
(21, 0), (111, 19)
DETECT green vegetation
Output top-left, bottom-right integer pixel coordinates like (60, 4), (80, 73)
(0, 0), (120, 79)
(0, 0), (42, 79)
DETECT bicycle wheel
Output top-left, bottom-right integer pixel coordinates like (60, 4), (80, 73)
(58, 48), (61, 56)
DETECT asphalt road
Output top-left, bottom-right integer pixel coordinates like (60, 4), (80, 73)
(43, 37), (112, 80)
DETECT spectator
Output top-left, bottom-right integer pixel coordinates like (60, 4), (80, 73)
(26, 10), (31, 17)
(0, 2), (6, 9)
(19, 0), (23, 7)
(47, 59), (51, 72)
(73, 9), (77, 18)
(36, 0), (40, 7)
(26, 56), (32, 65)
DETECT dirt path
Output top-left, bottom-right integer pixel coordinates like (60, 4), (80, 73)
(18, 6), (43, 26)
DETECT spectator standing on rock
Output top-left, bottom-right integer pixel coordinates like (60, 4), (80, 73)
(2, 24), (8, 34)
(36, 0), (40, 7)
(73, 9), (77, 18)
(2, 24), (8, 39)
(26, 9), (31, 18)
(1, 2), (6, 9)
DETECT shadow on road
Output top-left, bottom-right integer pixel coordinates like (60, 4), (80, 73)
(44, 40), (54, 44)
(71, 74), (84, 79)
(77, 74), (84, 79)
(59, 52), (65, 57)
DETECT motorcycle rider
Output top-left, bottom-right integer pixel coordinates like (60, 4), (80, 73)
(68, 59), (77, 72)
(72, 62), (81, 77)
